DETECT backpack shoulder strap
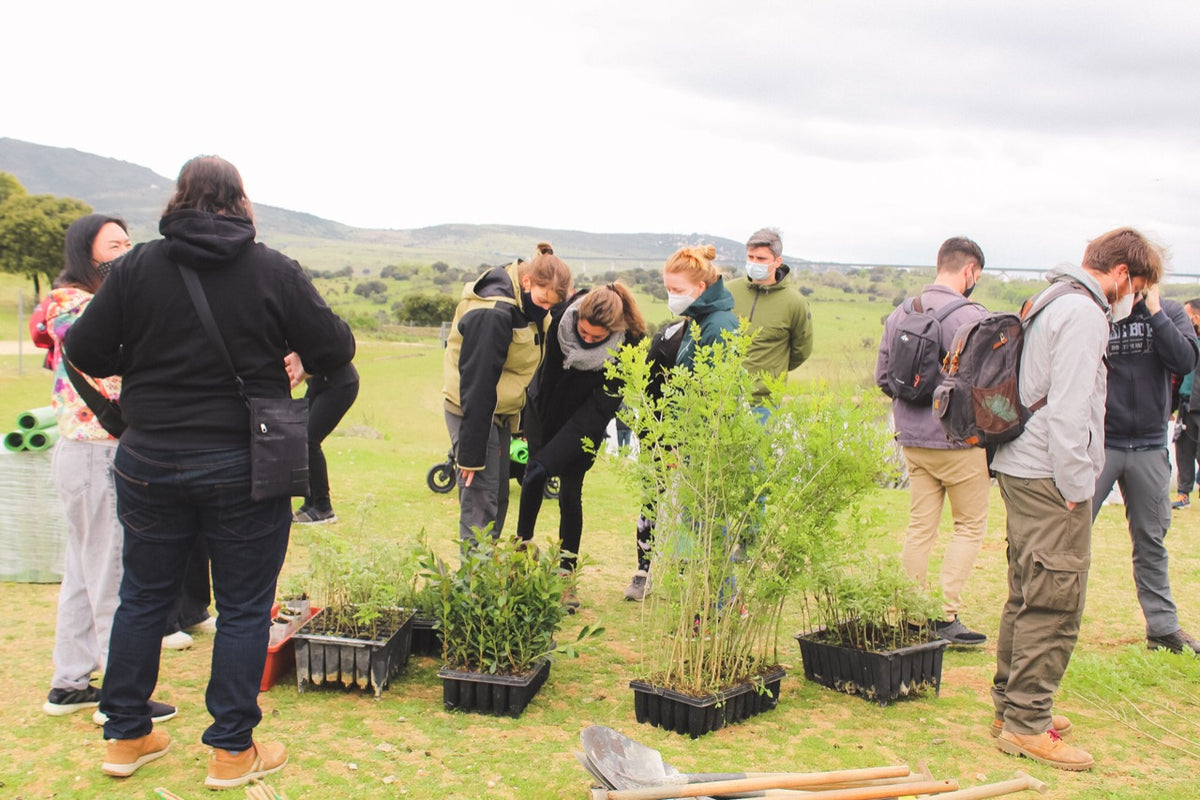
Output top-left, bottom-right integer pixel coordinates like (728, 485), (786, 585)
(930, 297), (972, 322)
(1021, 278), (1097, 327)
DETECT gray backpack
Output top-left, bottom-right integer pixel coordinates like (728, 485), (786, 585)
(883, 296), (971, 404)
(932, 279), (1093, 448)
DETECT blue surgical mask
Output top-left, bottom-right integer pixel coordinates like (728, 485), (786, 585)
(745, 261), (771, 282)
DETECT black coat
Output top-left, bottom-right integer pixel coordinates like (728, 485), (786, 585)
(524, 292), (641, 476)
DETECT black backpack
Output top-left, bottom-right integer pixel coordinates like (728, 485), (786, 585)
(932, 279), (1094, 448)
(883, 296), (972, 404)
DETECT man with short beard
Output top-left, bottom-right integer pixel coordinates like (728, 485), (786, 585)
(989, 227), (1163, 772)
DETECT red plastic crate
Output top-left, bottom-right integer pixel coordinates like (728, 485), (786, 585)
(260, 602), (319, 691)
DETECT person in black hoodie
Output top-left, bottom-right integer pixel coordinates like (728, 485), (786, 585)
(516, 284), (646, 609)
(66, 156), (355, 787)
(1090, 284), (1200, 654)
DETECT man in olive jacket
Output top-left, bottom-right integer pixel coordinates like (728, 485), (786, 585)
(728, 228), (813, 412)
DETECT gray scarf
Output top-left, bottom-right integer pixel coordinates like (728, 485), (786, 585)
(559, 303), (625, 371)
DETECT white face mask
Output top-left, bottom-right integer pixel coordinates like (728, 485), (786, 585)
(1111, 274), (1134, 323)
(745, 261), (771, 281)
(667, 292), (694, 316)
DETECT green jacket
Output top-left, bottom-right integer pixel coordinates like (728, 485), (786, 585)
(675, 277), (739, 370)
(728, 265), (813, 399)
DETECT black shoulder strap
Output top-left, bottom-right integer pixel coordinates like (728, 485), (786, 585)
(62, 351), (126, 437)
(177, 264), (248, 405)
(931, 297), (972, 322)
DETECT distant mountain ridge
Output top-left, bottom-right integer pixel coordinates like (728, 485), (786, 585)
(0, 138), (760, 269)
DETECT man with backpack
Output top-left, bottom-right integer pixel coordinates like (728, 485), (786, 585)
(989, 227), (1163, 772)
(1090, 286), (1199, 654)
(875, 237), (990, 645)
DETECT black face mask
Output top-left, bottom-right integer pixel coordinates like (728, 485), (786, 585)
(522, 292), (549, 322)
(94, 251), (127, 279)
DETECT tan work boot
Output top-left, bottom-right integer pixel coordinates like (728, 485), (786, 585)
(205, 740), (288, 789)
(101, 729), (172, 777)
(997, 728), (1094, 771)
(991, 713), (1073, 738)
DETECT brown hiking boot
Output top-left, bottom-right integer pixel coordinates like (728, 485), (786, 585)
(101, 729), (171, 777)
(997, 728), (1094, 771)
(205, 740), (287, 789)
(991, 714), (1073, 738)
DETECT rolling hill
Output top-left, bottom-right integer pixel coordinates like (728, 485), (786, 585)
(0, 138), (760, 271)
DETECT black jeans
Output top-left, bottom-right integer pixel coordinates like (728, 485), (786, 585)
(1176, 411), (1200, 494)
(517, 469), (587, 572)
(304, 376), (359, 511)
(100, 444), (290, 749)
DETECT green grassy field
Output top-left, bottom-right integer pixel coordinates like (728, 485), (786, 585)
(2, 278), (1200, 798)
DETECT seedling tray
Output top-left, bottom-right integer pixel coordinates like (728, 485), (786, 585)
(630, 668), (786, 738)
(438, 658), (551, 718)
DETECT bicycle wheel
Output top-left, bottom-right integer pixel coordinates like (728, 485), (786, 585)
(427, 463), (456, 493)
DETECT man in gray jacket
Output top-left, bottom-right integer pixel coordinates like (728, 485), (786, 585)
(875, 237), (990, 645)
(1091, 288), (1200, 653)
(990, 227), (1163, 772)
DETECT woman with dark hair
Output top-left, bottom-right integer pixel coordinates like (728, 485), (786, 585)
(67, 156), (355, 787)
(442, 242), (572, 544)
(516, 283), (645, 610)
(41, 215), (171, 718)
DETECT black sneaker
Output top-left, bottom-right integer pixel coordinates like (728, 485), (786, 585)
(1147, 629), (1200, 654)
(934, 618), (988, 645)
(293, 507), (337, 524)
(43, 684), (100, 716)
(93, 699), (178, 726)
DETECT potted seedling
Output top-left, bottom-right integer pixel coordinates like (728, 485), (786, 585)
(421, 535), (600, 718)
(612, 327), (925, 736)
(795, 553), (947, 706)
(291, 537), (418, 698)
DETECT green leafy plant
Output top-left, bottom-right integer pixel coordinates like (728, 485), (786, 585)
(299, 533), (426, 639)
(611, 326), (933, 697)
(421, 536), (602, 675)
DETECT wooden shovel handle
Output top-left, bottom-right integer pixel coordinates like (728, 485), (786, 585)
(605, 767), (938, 800)
(909, 772), (1048, 800)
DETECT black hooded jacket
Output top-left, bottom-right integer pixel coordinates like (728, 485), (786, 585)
(67, 209), (355, 450)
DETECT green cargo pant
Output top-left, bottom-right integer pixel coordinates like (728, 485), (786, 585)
(992, 473), (1092, 734)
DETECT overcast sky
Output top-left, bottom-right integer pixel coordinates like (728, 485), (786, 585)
(4, 1), (1199, 270)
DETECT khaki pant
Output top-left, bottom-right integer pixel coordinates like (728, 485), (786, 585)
(992, 473), (1092, 734)
(900, 446), (990, 619)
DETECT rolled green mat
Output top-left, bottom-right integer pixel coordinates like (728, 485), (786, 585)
(24, 428), (60, 452)
(17, 406), (56, 431)
(4, 430), (27, 452)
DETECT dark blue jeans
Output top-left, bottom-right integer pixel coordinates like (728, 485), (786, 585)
(100, 444), (290, 750)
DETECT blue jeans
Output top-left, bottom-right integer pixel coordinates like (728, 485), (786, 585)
(100, 444), (290, 750)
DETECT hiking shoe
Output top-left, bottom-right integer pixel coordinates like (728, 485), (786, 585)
(996, 729), (1093, 771)
(162, 630), (193, 650)
(186, 616), (217, 634)
(991, 714), (1073, 738)
(1172, 493), (1190, 509)
(292, 506), (337, 524)
(205, 740), (288, 789)
(934, 618), (988, 645)
(623, 570), (650, 602)
(43, 684), (100, 716)
(1147, 629), (1200, 654)
(93, 699), (177, 727)
(101, 729), (172, 777)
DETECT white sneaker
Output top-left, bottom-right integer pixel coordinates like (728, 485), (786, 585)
(185, 617), (217, 635)
(162, 631), (194, 650)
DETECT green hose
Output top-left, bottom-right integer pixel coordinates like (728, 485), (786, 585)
(24, 428), (60, 452)
(3, 430), (27, 452)
(16, 406), (56, 431)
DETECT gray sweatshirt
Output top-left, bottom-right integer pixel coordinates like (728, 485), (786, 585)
(990, 264), (1112, 504)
